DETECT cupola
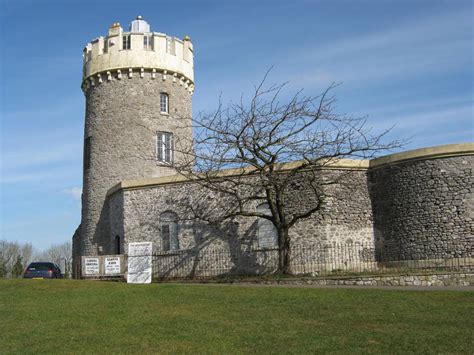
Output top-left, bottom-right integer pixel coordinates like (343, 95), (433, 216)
(129, 15), (150, 33)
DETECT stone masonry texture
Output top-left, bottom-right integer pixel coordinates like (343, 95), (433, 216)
(75, 147), (474, 278)
(109, 169), (373, 278)
(76, 75), (474, 278)
(73, 18), (474, 281)
(80, 73), (192, 259)
(369, 156), (474, 260)
(99, 154), (473, 279)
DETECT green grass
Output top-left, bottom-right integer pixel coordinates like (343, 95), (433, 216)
(0, 280), (473, 354)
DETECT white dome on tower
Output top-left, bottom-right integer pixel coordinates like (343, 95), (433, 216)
(130, 15), (150, 32)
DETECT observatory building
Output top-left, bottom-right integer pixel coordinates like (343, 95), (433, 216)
(72, 17), (473, 279)
(76, 16), (193, 266)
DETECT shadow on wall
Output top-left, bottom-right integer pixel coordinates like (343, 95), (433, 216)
(153, 219), (278, 280)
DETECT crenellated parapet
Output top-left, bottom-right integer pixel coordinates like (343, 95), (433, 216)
(82, 16), (194, 94)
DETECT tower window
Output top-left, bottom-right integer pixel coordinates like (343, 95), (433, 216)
(160, 93), (169, 114)
(122, 35), (131, 50)
(143, 34), (153, 50)
(160, 211), (179, 251)
(156, 132), (173, 163)
(84, 136), (91, 170)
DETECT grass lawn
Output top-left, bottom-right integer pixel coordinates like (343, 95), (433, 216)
(0, 280), (473, 354)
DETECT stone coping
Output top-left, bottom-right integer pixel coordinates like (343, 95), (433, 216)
(106, 158), (370, 196)
(108, 174), (192, 196)
(107, 143), (474, 196)
(369, 142), (474, 168)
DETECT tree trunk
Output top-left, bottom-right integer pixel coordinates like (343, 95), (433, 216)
(278, 228), (291, 274)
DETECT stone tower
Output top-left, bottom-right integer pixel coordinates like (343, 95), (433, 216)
(77, 16), (194, 265)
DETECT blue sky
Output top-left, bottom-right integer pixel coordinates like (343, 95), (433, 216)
(0, 0), (472, 251)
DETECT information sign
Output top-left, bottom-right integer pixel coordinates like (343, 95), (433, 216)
(105, 257), (121, 275)
(84, 257), (100, 275)
(127, 242), (152, 284)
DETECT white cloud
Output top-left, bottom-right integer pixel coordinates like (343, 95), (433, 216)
(372, 105), (472, 130)
(1, 142), (82, 170)
(63, 187), (82, 201)
(359, 95), (472, 119)
(0, 167), (79, 185)
(308, 10), (470, 61)
(279, 9), (472, 88)
(0, 113), (82, 185)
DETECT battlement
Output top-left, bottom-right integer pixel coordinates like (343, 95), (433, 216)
(82, 16), (194, 92)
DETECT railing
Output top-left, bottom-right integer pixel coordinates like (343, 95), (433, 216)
(149, 241), (473, 280)
(80, 241), (473, 280)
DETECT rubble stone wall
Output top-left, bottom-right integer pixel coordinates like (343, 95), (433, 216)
(109, 169), (374, 277)
(80, 75), (192, 258)
(369, 155), (474, 259)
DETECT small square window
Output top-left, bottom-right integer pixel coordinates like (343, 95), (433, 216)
(122, 35), (131, 50)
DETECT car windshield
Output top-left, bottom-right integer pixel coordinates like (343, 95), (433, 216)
(27, 263), (54, 271)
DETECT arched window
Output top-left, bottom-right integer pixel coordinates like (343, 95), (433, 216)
(160, 93), (169, 114)
(160, 211), (179, 251)
(115, 235), (121, 255)
(257, 203), (278, 248)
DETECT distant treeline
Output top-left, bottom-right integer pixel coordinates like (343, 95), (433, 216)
(0, 240), (72, 278)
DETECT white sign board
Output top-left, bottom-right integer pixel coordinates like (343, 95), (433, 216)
(105, 257), (121, 275)
(127, 242), (152, 284)
(84, 257), (100, 275)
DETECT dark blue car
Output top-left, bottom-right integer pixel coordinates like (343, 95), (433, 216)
(23, 262), (62, 279)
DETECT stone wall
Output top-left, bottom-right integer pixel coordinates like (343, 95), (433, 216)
(76, 143), (474, 279)
(80, 74), (193, 260)
(229, 273), (474, 287)
(290, 169), (373, 247)
(108, 169), (374, 278)
(369, 155), (474, 260)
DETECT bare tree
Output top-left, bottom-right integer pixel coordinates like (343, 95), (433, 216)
(37, 242), (72, 277)
(175, 74), (404, 274)
(0, 240), (20, 278)
(19, 243), (33, 268)
(0, 240), (34, 278)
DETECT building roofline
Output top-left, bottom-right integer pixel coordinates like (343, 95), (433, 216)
(369, 142), (474, 169)
(106, 143), (474, 196)
(106, 158), (370, 196)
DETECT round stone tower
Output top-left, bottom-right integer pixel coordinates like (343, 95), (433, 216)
(78, 16), (194, 265)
